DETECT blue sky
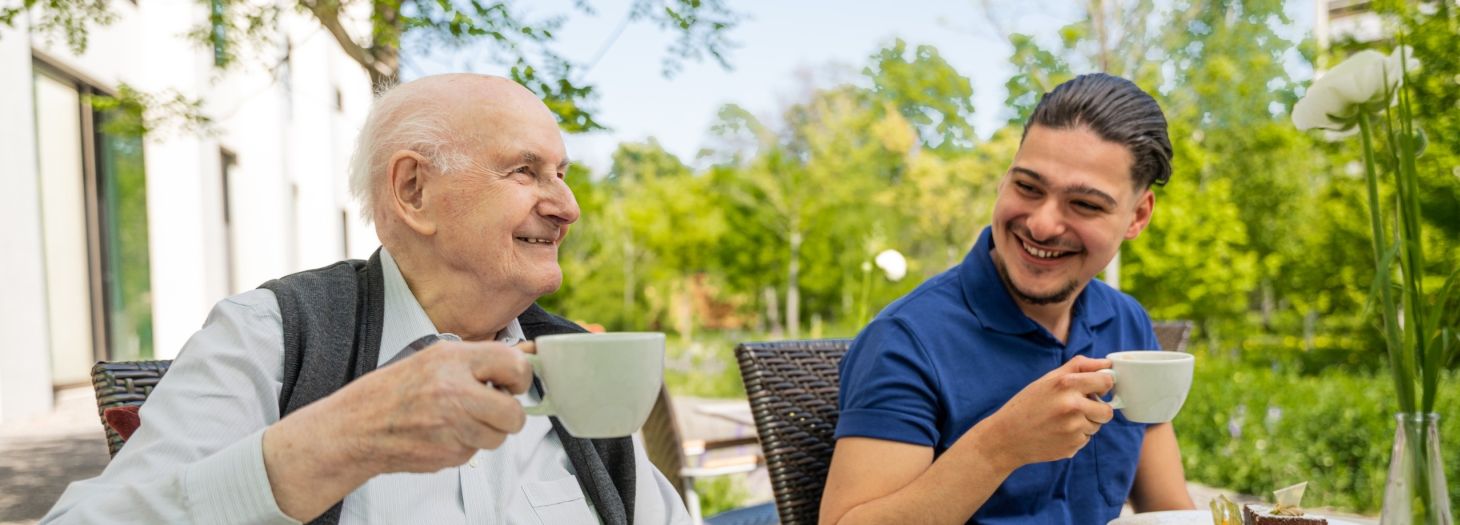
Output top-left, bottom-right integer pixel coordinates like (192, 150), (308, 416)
(408, 0), (1316, 173)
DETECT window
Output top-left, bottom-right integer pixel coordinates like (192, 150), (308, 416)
(94, 108), (154, 363)
(32, 62), (154, 386)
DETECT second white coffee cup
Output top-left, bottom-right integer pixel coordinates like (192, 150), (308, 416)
(522, 332), (666, 438)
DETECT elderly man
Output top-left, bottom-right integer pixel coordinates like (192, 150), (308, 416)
(44, 75), (690, 524)
(820, 73), (1197, 524)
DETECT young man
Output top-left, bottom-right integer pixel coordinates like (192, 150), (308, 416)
(821, 73), (1196, 524)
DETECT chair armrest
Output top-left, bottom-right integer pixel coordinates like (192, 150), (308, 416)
(682, 462), (760, 479)
(683, 435), (760, 456)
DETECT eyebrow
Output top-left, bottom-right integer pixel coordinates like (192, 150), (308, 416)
(520, 151), (571, 170)
(1010, 166), (1118, 208)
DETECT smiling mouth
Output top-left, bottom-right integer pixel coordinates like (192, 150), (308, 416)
(1013, 232), (1079, 261)
(515, 236), (557, 246)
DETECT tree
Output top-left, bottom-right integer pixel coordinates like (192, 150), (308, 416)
(4, 0), (741, 132)
(863, 38), (977, 151)
(895, 126), (1016, 269)
(991, 0), (1166, 124)
(611, 140), (727, 336)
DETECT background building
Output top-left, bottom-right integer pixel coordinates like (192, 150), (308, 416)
(0, 0), (377, 425)
(1316, 0), (1387, 48)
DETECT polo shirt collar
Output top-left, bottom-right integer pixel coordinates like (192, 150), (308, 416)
(959, 227), (1116, 336)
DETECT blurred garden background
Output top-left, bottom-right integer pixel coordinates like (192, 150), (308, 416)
(2, 0), (1457, 521)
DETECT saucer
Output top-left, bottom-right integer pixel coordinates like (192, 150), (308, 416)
(1109, 509), (1363, 525)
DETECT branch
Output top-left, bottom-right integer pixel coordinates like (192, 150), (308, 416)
(299, 0), (388, 80)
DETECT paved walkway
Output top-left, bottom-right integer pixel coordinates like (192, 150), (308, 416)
(0, 388), (111, 525)
(1, 389), (1378, 524)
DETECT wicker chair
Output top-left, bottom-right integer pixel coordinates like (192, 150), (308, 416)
(1153, 320), (1194, 352)
(91, 359), (173, 457)
(733, 339), (851, 525)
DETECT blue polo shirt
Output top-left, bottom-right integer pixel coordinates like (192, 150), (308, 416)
(835, 227), (1158, 524)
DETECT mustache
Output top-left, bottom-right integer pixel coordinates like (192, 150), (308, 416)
(1006, 221), (1083, 252)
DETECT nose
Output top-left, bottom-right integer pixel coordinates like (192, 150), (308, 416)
(538, 177), (580, 226)
(1024, 199), (1066, 242)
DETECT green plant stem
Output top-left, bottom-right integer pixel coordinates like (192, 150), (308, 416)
(1358, 112), (1415, 414)
(1394, 68), (1438, 414)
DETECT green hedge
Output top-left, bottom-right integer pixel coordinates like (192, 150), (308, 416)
(1174, 355), (1459, 512)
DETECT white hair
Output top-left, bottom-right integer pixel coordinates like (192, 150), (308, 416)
(348, 82), (474, 223)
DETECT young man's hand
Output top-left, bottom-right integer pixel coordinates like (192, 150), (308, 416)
(970, 355), (1116, 470)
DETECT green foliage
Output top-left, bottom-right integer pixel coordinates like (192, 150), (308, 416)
(1003, 32), (1073, 124)
(663, 334), (746, 399)
(1123, 176), (1258, 339)
(1176, 354), (1460, 512)
(0, 0), (114, 53)
(863, 38), (977, 151)
(547, 41), (1003, 339)
(694, 475), (752, 517)
(89, 84), (215, 139)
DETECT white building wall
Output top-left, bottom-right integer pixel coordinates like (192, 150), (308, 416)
(0, 0), (372, 423)
(0, 18), (55, 424)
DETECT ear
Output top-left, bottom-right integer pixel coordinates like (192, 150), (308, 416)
(386, 150), (437, 237)
(1124, 189), (1154, 240)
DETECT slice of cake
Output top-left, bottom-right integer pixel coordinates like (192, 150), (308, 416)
(1242, 503), (1328, 525)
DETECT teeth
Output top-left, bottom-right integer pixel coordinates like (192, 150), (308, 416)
(1022, 241), (1062, 259)
(517, 237), (554, 245)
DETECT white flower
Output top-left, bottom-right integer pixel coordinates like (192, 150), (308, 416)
(1293, 47), (1423, 133)
(1292, 50), (1391, 132)
(875, 249), (907, 282)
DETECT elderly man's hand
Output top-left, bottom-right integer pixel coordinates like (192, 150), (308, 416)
(262, 340), (535, 521)
(965, 355), (1115, 471)
(346, 340), (535, 471)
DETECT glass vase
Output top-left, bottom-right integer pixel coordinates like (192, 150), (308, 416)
(1381, 412), (1453, 525)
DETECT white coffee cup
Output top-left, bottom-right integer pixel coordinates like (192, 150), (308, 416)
(1096, 351), (1195, 424)
(523, 332), (665, 438)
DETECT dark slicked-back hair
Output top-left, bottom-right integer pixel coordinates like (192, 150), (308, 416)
(1021, 73), (1172, 189)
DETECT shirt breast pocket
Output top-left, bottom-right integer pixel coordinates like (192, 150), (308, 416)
(521, 476), (599, 525)
(1095, 417), (1146, 508)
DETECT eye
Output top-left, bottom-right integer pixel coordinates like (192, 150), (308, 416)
(507, 166), (537, 181)
(1073, 200), (1105, 213)
(1015, 182), (1040, 195)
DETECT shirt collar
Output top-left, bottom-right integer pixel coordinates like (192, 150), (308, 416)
(377, 248), (525, 366)
(959, 227), (1115, 336)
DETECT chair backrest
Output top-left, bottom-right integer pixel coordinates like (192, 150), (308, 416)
(733, 339), (851, 525)
(91, 359), (173, 457)
(1153, 320), (1194, 352)
(640, 385), (688, 495)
